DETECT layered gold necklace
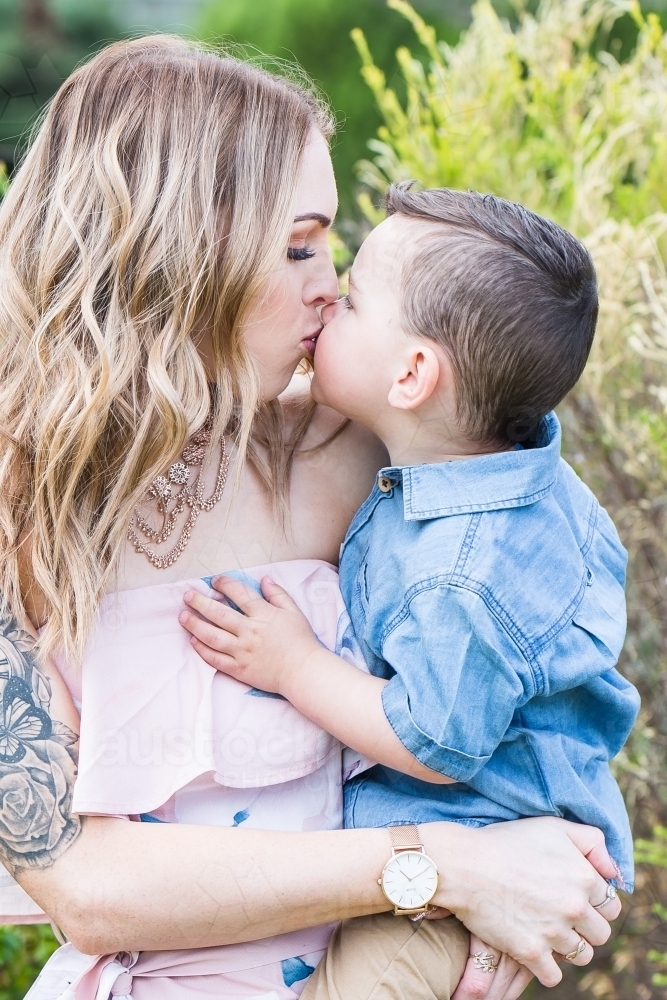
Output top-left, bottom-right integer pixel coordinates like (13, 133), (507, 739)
(127, 417), (230, 569)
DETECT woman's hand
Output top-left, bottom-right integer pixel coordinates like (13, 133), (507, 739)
(453, 936), (533, 1000)
(420, 816), (621, 989)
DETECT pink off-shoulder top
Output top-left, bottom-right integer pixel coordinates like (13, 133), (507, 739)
(5, 560), (370, 1000)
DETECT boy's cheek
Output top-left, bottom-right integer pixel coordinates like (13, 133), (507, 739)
(312, 367), (353, 414)
(311, 343), (344, 407)
(310, 373), (327, 406)
(312, 350), (378, 422)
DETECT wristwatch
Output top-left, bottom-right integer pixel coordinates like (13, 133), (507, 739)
(378, 825), (439, 916)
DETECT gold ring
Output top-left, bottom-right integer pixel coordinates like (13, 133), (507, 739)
(471, 952), (499, 973)
(565, 938), (587, 961)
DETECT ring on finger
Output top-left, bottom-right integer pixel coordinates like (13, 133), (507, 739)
(565, 938), (587, 962)
(471, 952), (499, 973)
(592, 884), (618, 910)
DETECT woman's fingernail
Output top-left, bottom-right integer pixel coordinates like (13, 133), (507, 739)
(190, 636), (198, 646)
(179, 611), (188, 623)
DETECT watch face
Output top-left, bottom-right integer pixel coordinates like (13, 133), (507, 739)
(381, 851), (438, 909)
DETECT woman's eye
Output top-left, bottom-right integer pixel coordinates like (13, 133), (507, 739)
(287, 246), (316, 261)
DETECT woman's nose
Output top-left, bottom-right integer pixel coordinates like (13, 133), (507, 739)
(309, 252), (339, 308)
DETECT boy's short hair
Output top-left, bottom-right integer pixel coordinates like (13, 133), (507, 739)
(386, 183), (598, 444)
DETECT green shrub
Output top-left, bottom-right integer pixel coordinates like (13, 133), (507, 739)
(353, 0), (667, 221)
(353, 0), (667, 735)
(636, 828), (667, 985)
(0, 0), (123, 168)
(0, 924), (58, 1000)
(354, 3), (667, 994)
(196, 0), (465, 213)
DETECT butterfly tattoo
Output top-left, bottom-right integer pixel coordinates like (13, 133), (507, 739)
(0, 676), (52, 764)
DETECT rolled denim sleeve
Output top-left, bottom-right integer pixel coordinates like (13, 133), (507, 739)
(380, 583), (533, 782)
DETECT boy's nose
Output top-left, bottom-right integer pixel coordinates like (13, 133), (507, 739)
(321, 301), (337, 324)
(321, 298), (344, 324)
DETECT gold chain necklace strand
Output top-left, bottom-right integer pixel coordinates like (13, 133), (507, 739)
(127, 420), (230, 569)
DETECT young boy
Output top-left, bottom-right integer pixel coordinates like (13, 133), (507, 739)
(182, 186), (640, 999)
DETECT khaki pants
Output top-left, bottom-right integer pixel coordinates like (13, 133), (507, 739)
(301, 913), (469, 1000)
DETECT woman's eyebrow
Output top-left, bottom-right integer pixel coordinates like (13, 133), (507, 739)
(293, 213), (332, 227)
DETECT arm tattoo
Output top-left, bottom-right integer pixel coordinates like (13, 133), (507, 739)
(0, 606), (81, 877)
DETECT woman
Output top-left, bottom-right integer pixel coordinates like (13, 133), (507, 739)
(0, 36), (620, 1000)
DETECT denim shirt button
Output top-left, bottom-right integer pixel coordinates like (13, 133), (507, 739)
(378, 476), (395, 493)
(586, 567), (595, 586)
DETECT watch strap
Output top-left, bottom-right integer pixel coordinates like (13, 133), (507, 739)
(389, 825), (422, 853)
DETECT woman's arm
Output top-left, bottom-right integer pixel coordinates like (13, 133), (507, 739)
(0, 607), (385, 951)
(1, 605), (619, 986)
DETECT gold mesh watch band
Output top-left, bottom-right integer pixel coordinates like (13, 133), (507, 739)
(389, 824), (422, 852)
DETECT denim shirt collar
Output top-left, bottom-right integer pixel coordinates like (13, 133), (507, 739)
(377, 412), (561, 522)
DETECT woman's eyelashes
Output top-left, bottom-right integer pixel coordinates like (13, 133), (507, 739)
(287, 246), (316, 261)
(342, 294), (352, 308)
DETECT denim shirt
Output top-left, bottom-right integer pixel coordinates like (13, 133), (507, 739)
(339, 413), (639, 889)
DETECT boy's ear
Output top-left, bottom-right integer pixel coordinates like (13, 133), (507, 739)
(387, 344), (440, 411)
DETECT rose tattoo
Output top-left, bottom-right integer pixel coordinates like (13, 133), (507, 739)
(0, 607), (80, 876)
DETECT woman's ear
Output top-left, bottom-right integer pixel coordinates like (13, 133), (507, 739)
(387, 344), (441, 411)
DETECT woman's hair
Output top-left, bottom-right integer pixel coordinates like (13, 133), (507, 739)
(0, 36), (334, 663)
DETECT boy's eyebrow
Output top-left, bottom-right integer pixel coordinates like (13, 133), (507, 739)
(293, 213), (332, 227)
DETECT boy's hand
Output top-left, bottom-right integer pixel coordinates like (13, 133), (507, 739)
(179, 576), (322, 697)
(180, 578), (456, 785)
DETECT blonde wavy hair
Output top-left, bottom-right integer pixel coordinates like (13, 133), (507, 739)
(0, 35), (334, 663)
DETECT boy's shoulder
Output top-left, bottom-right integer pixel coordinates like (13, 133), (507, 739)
(354, 414), (626, 660)
(451, 457), (625, 655)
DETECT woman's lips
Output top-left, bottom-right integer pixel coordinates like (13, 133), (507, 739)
(301, 328), (322, 356)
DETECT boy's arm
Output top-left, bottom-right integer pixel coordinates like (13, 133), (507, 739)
(179, 576), (455, 785)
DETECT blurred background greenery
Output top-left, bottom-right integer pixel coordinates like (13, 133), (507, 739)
(4, 0), (667, 997)
(0, 0), (470, 217)
(2, 0), (664, 215)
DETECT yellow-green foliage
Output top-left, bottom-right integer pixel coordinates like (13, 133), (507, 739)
(0, 163), (9, 200)
(354, 4), (667, 992)
(354, 0), (667, 225)
(635, 828), (667, 984)
(352, 5), (667, 561)
(353, 0), (667, 692)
